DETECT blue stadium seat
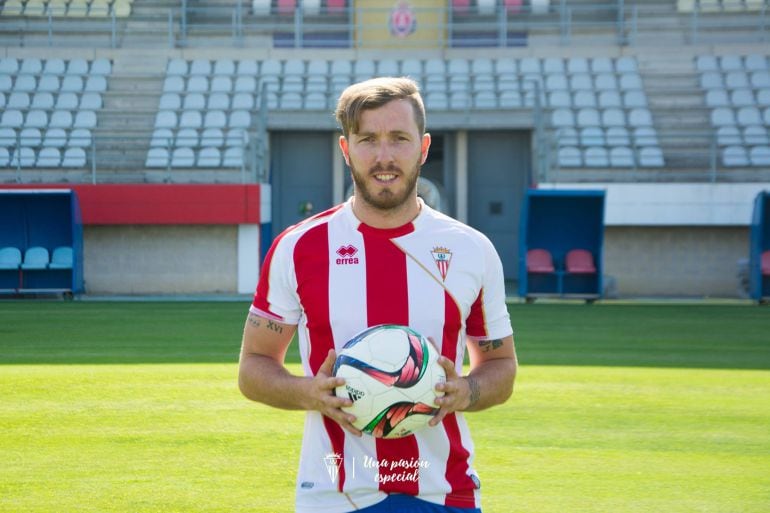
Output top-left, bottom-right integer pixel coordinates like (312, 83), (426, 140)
(48, 246), (73, 269)
(21, 246), (49, 270)
(0, 247), (22, 270)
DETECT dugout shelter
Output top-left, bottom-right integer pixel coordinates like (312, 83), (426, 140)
(749, 190), (770, 303)
(518, 189), (605, 302)
(0, 189), (84, 295)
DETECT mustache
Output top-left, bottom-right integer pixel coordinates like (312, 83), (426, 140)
(369, 163), (402, 174)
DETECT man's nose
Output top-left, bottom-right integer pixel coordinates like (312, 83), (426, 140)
(374, 141), (394, 164)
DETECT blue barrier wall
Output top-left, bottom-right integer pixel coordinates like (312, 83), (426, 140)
(749, 191), (770, 301)
(518, 189), (605, 300)
(0, 189), (84, 294)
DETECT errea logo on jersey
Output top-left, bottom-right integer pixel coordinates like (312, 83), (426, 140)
(336, 244), (359, 265)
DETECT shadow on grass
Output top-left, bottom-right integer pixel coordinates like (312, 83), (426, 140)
(1, 302), (768, 370)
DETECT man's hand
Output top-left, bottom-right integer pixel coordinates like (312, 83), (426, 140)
(428, 356), (476, 427)
(307, 350), (363, 437)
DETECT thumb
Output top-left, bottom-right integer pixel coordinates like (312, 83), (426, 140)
(437, 356), (457, 379)
(317, 349), (337, 376)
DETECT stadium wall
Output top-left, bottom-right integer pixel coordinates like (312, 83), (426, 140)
(1, 184), (264, 296)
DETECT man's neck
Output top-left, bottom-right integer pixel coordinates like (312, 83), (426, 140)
(351, 196), (422, 229)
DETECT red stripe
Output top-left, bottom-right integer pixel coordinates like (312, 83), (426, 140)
(252, 205), (344, 319)
(441, 292), (477, 507)
(362, 226), (420, 496)
(466, 288), (488, 338)
(294, 222), (347, 491)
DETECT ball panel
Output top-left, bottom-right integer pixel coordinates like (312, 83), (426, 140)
(332, 324), (446, 439)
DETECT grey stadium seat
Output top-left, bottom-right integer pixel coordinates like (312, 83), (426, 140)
(750, 146), (770, 166)
(236, 60), (259, 76)
(197, 147), (221, 167)
(558, 146), (582, 167)
(610, 146), (635, 167)
(62, 147), (86, 167)
(639, 146), (664, 167)
(36, 147), (61, 167)
(584, 147), (609, 167)
(146, 147), (170, 167)
(722, 145), (749, 166)
(171, 147), (195, 167)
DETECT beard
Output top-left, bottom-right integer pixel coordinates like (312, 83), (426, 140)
(350, 161), (421, 212)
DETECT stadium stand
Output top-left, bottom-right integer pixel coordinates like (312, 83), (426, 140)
(0, 0), (133, 17)
(0, 0), (770, 186)
(0, 57), (110, 172)
(540, 56), (663, 169)
(697, 53), (770, 167)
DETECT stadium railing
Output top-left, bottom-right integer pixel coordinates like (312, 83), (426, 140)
(0, 1), (767, 49)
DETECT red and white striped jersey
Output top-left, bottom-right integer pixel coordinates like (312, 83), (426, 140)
(250, 198), (512, 513)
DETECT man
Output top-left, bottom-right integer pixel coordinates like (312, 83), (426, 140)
(239, 77), (517, 513)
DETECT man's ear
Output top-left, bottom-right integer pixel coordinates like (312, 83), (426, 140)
(339, 135), (351, 166)
(420, 133), (432, 165)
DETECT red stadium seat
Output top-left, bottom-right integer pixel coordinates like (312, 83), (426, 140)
(526, 249), (555, 273)
(452, 0), (471, 14)
(277, 0), (296, 15)
(504, 0), (523, 14)
(565, 249), (597, 274)
(326, 0), (345, 14)
(761, 250), (770, 276)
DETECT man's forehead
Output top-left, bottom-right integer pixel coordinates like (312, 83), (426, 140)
(355, 100), (419, 134)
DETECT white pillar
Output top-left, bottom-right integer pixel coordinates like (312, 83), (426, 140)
(455, 130), (468, 223)
(333, 132), (345, 205)
(237, 224), (260, 294)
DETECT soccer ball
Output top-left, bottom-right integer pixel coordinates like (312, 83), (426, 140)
(333, 324), (446, 439)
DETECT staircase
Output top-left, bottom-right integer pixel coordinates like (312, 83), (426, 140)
(637, 52), (714, 173)
(95, 52), (168, 182)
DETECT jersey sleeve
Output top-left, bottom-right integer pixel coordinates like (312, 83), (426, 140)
(250, 233), (302, 325)
(466, 235), (513, 340)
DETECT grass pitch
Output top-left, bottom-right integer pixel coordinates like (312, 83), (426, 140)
(1, 301), (769, 512)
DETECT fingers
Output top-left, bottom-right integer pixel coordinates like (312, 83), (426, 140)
(434, 356), (457, 394)
(321, 388), (363, 437)
(429, 357), (470, 427)
(315, 350), (363, 436)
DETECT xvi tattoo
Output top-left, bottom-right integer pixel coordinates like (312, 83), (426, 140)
(266, 319), (283, 333)
(247, 315), (283, 334)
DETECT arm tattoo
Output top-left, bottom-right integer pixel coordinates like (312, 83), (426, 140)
(248, 315), (284, 334)
(467, 376), (481, 409)
(478, 339), (504, 353)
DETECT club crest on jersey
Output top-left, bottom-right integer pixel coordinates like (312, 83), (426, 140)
(323, 453), (343, 484)
(431, 246), (452, 281)
(336, 244), (359, 265)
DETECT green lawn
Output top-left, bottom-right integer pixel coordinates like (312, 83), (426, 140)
(1, 301), (769, 512)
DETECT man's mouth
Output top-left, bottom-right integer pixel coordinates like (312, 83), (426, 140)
(374, 173), (398, 183)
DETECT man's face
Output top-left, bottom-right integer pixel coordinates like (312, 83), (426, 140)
(340, 99), (431, 212)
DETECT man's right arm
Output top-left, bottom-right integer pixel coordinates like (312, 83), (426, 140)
(237, 311), (362, 435)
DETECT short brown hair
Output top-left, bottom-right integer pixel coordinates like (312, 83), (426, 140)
(335, 77), (426, 138)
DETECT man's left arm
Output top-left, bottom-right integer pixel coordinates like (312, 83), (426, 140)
(429, 334), (517, 425)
